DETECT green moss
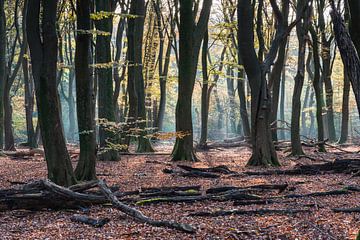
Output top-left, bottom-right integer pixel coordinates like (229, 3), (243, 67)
(135, 197), (166, 206)
(356, 230), (360, 240)
(183, 189), (199, 195)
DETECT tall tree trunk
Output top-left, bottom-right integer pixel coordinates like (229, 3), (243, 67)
(74, 0), (97, 181)
(290, 0), (310, 156)
(226, 66), (236, 134)
(0, 0), (5, 149)
(330, 2), (360, 122)
(238, 0), (279, 166)
(199, 30), (209, 147)
(309, 25), (326, 152)
(3, 79), (15, 150)
(237, 60), (250, 138)
(268, 0), (289, 141)
(338, 69), (350, 144)
(171, 0), (212, 161)
(348, 0), (360, 54)
(127, 0), (154, 153)
(95, 0), (119, 160)
(26, 0), (76, 186)
(279, 65), (286, 140)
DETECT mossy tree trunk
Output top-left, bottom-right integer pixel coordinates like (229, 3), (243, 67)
(74, 0), (97, 181)
(26, 0), (76, 186)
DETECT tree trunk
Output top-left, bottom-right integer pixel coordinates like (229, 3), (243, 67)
(199, 30), (209, 147)
(238, 0), (279, 166)
(127, 0), (154, 153)
(237, 60), (250, 138)
(291, 0), (309, 156)
(3, 80), (15, 150)
(95, 0), (119, 160)
(74, 0), (97, 181)
(279, 64), (286, 140)
(348, 0), (360, 54)
(0, 0), (4, 149)
(339, 69), (350, 144)
(171, 0), (212, 161)
(226, 66), (236, 134)
(309, 25), (326, 152)
(26, 0), (76, 186)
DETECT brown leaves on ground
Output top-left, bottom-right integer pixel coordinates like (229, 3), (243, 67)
(0, 144), (359, 239)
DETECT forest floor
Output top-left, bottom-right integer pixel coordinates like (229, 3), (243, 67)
(0, 143), (359, 239)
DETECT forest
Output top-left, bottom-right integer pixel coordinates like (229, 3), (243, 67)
(0, 0), (359, 239)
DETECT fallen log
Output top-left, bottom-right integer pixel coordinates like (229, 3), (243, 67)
(189, 208), (310, 217)
(244, 159), (360, 176)
(162, 168), (220, 178)
(275, 189), (350, 199)
(70, 214), (110, 227)
(177, 165), (236, 174)
(204, 141), (251, 149)
(98, 180), (195, 233)
(1, 180), (196, 233)
(332, 207), (360, 213)
(206, 183), (288, 195)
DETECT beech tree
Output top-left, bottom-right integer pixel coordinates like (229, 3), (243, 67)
(95, 0), (119, 161)
(26, 0), (76, 186)
(73, 0), (97, 181)
(127, 0), (154, 153)
(0, 0), (5, 149)
(171, 0), (212, 161)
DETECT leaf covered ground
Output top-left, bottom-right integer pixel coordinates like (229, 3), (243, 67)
(0, 144), (359, 239)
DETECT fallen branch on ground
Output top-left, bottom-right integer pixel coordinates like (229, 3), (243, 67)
(189, 208), (310, 217)
(70, 214), (110, 227)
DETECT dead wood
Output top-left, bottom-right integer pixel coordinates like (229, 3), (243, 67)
(162, 168), (220, 178)
(97, 180), (195, 233)
(206, 183), (288, 194)
(244, 159), (360, 176)
(70, 214), (110, 227)
(177, 165), (236, 174)
(332, 207), (360, 213)
(189, 208), (310, 217)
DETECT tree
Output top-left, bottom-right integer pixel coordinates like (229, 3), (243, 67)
(0, 0), (6, 149)
(318, 0), (336, 142)
(95, 0), (119, 161)
(22, 0), (37, 148)
(127, 0), (154, 153)
(171, 0), (212, 161)
(268, 0), (289, 142)
(238, 0), (288, 166)
(73, 0), (97, 181)
(290, 0), (310, 156)
(26, 0), (76, 186)
(348, 0), (360, 54)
